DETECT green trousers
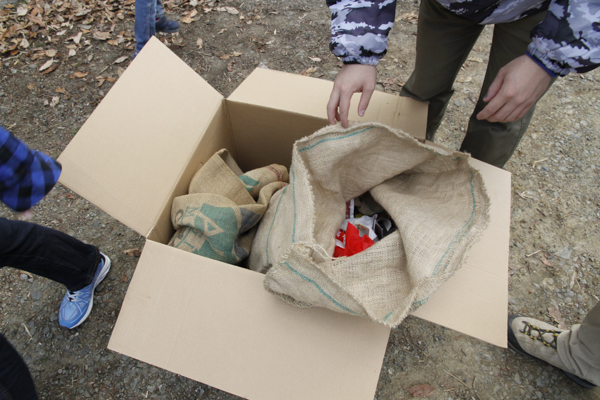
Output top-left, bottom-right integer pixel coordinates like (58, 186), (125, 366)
(399, 0), (555, 168)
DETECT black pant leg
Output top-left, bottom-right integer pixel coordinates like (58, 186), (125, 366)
(0, 218), (99, 291)
(0, 333), (38, 400)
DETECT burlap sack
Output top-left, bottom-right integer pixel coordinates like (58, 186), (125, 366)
(248, 123), (490, 326)
(169, 149), (288, 265)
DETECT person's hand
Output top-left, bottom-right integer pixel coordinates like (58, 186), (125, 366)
(327, 64), (377, 128)
(18, 209), (34, 220)
(477, 55), (552, 123)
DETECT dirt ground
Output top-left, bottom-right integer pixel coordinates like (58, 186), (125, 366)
(1, 0), (599, 399)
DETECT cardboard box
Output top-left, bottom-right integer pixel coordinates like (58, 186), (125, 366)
(58, 37), (511, 400)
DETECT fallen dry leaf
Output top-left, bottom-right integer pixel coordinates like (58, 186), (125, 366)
(27, 15), (46, 28)
(31, 51), (46, 61)
(41, 63), (58, 74)
(309, 57), (321, 62)
(124, 248), (142, 257)
(19, 38), (30, 49)
(407, 384), (435, 398)
(569, 270), (577, 289)
(39, 59), (54, 71)
(68, 49), (77, 57)
(93, 31), (111, 41)
(226, 7), (239, 15)
(181, 9), (198, 24)
(540, 254), (552, 266)
(468, 57), (484, 63)
(548, 306), (567, 329)
(300, 67), (317, 76)
(113, 56), (128, 64)
(69, 32), (83, 44)
(190, 0), (198, 6)
(196, 37), (203, 49)
(220, 54), (230, 60)
(45, 49), (57, 57)
(108, 37), (124, 46)
(70, 71), (88, 79)
(55, 87), (70, 99)
(27, 83), (35, 90)
(49, 96), (60, 107)
(16, 4), (28, 16)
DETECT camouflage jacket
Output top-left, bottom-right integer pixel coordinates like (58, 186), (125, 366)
(327, 0), (600, 76)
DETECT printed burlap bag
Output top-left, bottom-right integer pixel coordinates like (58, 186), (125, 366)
(169, 149), (288, 264)
(248, 122), (490, 326)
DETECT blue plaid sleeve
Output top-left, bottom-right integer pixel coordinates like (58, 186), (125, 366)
(0, 126), (62, 212)
(0, 127), (34, 191)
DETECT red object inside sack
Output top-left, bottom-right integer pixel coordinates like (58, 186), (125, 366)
(333, 223), (376, 257)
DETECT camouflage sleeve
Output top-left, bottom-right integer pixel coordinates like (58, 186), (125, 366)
(528, 0), (600, 76)
(327, 0), (397, 65)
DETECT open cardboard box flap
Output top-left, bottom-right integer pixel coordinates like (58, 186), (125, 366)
(57, 39), (225, 240)
(110, 240), (391, 399)
(58, 38), (511, 400)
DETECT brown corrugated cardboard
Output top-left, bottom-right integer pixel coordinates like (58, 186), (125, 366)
(109, 241), (391, 400)
(411, 157), (511, 344)
(226, 68), (427, 170)
(58, 37), (511, 400)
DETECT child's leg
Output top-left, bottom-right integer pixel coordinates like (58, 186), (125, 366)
(156, 0), (165, 19)
(0, 218), (99, 292)
(134, 0), (157, 55)
(155, 0), (180, 34)
(0, 334), (38, 400)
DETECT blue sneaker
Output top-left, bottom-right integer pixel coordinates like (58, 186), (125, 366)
(155, 15), (180, 33)
(59, 253), (111, 329)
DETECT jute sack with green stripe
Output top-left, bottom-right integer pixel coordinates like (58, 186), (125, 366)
(169, 149), (288, 265)
(248, 122), (490, 327)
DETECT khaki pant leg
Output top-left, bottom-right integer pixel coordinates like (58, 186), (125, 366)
(459, 11), (556, 168)
(557, 301), (600, 385)
(399, 0), (484, 141)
